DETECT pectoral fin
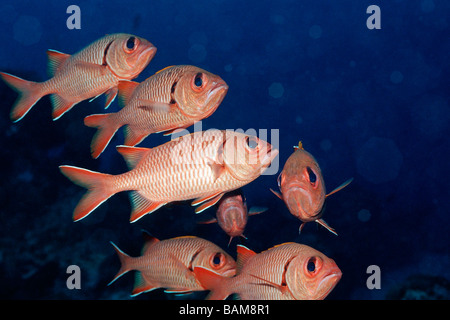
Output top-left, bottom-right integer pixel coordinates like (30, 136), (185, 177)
(326, 178), (353, 197)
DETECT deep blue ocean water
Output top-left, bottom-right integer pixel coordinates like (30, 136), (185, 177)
(0, 0), (449, 300)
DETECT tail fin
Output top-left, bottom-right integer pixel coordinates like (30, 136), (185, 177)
(108, 242), (133, 286)
(59, 165), (115, 221)
(193, 266), (232, 300)
(0, 72), (44, 122)
(84, 113), (121, 159)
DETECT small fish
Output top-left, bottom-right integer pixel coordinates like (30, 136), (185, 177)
(199, 189), (267, 245)
(59, 129), (278, 222)
(1, 33), (156, 122)
(109, 231), (236, 296)
(194, 242), (342, 300)
(84, 65), (228, 159)
(270, 141), (352, 236)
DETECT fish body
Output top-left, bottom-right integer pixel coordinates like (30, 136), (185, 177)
(194, 242), (342, 300)
(84, 65), (228, 158)
(201, 189), (267, 244)
(1, 33), (156, 121)
(271, 142), (352, 235)
(109, 232), (236, 296)
(59, 130), (278, 222)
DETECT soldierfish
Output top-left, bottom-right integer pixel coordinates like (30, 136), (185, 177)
(59, 129), (278, 222)
(84, 65), (228, 159)
(194, 242), (342, 300)
(0, 33), (156, 122)
(200, 189), (267, 245)
(270, 142), (352, 236)
(109, 231), (236, 296)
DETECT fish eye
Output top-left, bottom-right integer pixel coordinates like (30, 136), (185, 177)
(210, 252), (225, 269)
(126, 37), (136, 51)
(307, 257), (317, 273)
(245, 136), (258, 150)
(306, 167), (317, 184)
(194, 73), (203, 87)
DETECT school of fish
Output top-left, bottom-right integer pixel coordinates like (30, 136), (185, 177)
(3, 33), (354, 300)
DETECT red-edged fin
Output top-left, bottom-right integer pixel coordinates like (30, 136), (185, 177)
(159, 125), (190, 137)
(131, 272), (159, 297)
(0, 72), (44, 122)
(104, 87), (118, 109)
(123, 125), (150, 147)
(192, 191), (223, 206)
(84, 113), (120, 159)
(164, 288), (194, 294)
(51, 94), (78, 120)
(116, 145), (151, 169)
(129, 191), (167, 223)
(249, 274), (288, 295)
(248, 206), (268, 216)
(270, 188), (283, 200)
(193, 266), (231, 300)
(154, 65), (175, 75)
(117, 80), (139, 107)
(326, 178), (353, 197)
(236, 244), (256, 273)
(59, 165), (115, 221)
(298, 222), (307, 235)
(315, 218), (338, 236)
(141, 230), (160, 255)
(194, 193), (224, 214)
(108, 241), (133, 286)
(197, 217), (218, 225)
(46, 49), (70, 76)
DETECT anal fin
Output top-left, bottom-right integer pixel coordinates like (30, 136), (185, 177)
(129, 191), (167, 223)
(193, 193), (224, 214)
(51, 94), (78, 120)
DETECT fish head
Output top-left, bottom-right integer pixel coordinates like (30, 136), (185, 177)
(286, 245), (342, 300)
(192, 245), (237, 279)
(216, 192), (248, 238)
(106, 34), (156, 79)
(175, 66), (228, 119)
(221, 131), (279, 182)
(280, 149), (326, 222)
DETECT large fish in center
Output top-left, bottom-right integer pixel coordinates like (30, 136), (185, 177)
(59, 130), (278, 222)
(84, 65), (228, 159)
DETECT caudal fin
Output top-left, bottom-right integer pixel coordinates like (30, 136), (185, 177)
(0, 72), (44, 122)
(108, 242), (133, 286)
(59, 165), (115, 221)
(84, 113), (121, 159)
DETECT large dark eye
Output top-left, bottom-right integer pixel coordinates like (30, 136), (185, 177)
(126, 37), (136, 50)
(306, 167), (317, 184)
(245, 136), (258, 149)
(307, 257), (316, 273)
(194, 73), (203, 87)
(210, 252), (225, 269)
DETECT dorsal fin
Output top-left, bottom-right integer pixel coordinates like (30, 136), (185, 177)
(116, 145), (151, 169)
(117, 81), (139, 107)
(236, 244), (256, 273)
(154, 65), (175, 75)
(47, 50), (70, 76)
(141, 230), (160, 255)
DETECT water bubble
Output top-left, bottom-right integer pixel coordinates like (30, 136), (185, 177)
(349, 60), (356, 68)
(188, 44), (207, 63)
(421, 0), (435, 13)
(309, 25), (322, 39)
(189, 31), (208, 46)
(390, 71), (404, 84)
(357, 137), (403, 184)
(320, 139), (332, 152)
(13, 15), (42, 46)
(224, 64), (233, 72)
(268, 82), (284, 99)
(295, 116), (303, 124)
(357, 209), (371, 222)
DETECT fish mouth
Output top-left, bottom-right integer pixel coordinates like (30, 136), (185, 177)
(203, 81), (229, 116)
(316, 270), (342, 299)
(261, 146), (279, 168)
(139, 45), (157, 63)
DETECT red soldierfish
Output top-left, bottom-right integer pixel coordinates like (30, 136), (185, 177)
(194, 242), (342, 300)
(0, 33), (156, 122)
(270, 141), (352, 236)
(200, 189), (267, 245)
(109, 231), (236, 296)
(84, 65), (228, 159)
(59, 130), (278, 222)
